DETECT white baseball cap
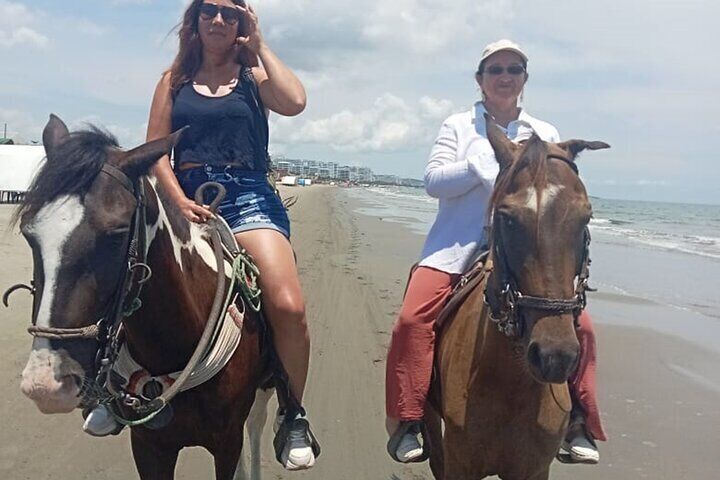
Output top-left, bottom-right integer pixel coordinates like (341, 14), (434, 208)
(477, 39), (528, 72)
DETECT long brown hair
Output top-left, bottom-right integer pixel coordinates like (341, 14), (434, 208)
(168, 0), (257, 96)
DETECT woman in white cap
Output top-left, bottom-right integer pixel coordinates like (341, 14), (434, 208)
(385, 39), (606, 464)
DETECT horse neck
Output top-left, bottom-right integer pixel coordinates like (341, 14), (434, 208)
(122, 178), (221, 373)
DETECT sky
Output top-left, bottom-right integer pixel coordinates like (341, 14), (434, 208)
(1, 0), (718, 205)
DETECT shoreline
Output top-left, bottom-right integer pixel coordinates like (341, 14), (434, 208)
(1, 187), (719, 479)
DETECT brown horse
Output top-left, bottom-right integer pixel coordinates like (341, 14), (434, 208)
(12, 115), (272, 479)
(426, 116), (609, 480)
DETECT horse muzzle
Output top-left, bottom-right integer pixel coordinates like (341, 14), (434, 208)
(21, 347), (84, 413)
(527, 340), (579, 384)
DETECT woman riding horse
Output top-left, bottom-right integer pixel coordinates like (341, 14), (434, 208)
(385, 39), (607, 464)
(84, 0), (318, 471)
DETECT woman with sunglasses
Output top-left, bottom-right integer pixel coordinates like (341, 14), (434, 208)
(385, 39), (606, 465)
(80, 0), (317, 471)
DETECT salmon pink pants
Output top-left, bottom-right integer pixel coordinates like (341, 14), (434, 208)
(385, 266), (607, 441)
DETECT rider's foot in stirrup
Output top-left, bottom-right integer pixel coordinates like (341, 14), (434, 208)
(277, 410), (317, 471)
(562, 422), (600, 464)
(82, 404), (123, 437)
(394, 423), (424, 463)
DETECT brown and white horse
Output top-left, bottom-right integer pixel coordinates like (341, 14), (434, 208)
(13, 115), (271, 479)
(426, 117), (609, 480)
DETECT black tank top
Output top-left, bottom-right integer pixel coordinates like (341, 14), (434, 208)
(171, 67), (269, 172)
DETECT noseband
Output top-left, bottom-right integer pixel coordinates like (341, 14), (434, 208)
(484, 153), (594, 338)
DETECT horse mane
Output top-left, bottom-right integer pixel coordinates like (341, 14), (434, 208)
(13, 127), (119, 225)
(488, 134), (549, 217)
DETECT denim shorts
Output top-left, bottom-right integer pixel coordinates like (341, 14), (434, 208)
(177, 166), (290, 238)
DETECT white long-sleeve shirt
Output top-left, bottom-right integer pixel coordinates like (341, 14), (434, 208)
(418, 102), (560, 274)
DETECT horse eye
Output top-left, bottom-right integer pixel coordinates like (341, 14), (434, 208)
(500, 213), (515, 228)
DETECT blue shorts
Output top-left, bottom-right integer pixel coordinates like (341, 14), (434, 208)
(177, 166), (290, 238)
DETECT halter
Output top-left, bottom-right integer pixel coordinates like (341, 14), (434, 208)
(484, 153), (594, 338)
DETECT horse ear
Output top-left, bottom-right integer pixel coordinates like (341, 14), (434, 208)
(484, 114), (516, 169)
(120, 127), (187, 177)
(42, 114), (70, 160)
(556, 139), (610, 160)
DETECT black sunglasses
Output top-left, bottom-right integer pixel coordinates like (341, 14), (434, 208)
(199, 3), (242, 25)
(483, 65), (526, 76)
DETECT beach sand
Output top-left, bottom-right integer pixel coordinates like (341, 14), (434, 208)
(1, 186), (718, 479)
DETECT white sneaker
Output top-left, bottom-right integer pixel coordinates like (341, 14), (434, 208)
(395, 428), (424, 463)
(82, 404), (122, 437)
(562, 432), (600, 464)
(280, 413), (316, 471)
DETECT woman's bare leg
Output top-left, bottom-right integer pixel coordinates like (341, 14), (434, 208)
(235, 229), (309, 402)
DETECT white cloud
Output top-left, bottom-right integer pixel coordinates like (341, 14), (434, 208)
(71, 115), (147, 148)
(271, 93), (454, 152)
(360, 0), (513, 54)
(0, 1), (48, 48)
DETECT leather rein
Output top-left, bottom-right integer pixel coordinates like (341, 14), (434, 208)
(484, 153), (594, 338)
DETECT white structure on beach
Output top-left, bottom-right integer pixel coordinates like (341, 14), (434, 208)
(0, 145), (45, 203)
(280, 175), (298, 186)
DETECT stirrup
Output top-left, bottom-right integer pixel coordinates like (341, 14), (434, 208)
(556, 422), (599, 465)
(386, 420), (430, 463)
(272, 410), (321, 467)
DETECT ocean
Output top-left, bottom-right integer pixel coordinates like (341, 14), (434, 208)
(343, 185), (720, 351)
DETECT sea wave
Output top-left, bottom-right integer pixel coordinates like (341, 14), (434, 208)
(590, 224), (720, 260)
(356, 187), (720, 260)
(365, 186), (436, 205)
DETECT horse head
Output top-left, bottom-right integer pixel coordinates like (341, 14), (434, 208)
(16, 114), (182, 414)
(483, 114), (609, 384)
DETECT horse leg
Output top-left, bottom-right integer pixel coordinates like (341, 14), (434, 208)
(525, 467), (550, 480)
(424, 401), (444, 480)
(214, 440), (244, 480)
(243, 387), (273, 480)
(131, 431), (180, 480)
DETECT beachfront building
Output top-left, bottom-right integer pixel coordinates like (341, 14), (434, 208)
(356, 167), (374, 183)
(272, 156), (425, 186)
(274, 157), (365, 182)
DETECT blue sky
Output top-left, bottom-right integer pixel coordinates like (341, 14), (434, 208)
(1, 0), (718, 204)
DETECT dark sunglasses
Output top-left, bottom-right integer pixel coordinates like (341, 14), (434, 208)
(199, 3), (242, 25)
(483, 65), (526, 75)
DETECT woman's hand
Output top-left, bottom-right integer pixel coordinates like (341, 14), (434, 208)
(236, 4), (264, 54)
(176, 196), (216, 224)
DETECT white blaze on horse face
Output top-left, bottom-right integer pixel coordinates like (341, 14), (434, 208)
(25, 195), (85, 329)
(523, 184), (564, 216)
(21, 195), (85, 412)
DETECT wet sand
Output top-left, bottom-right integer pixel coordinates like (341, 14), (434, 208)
(1, 187), (719, 479)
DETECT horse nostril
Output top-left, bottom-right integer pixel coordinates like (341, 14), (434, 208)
(70, 375), (83, 390)
(527, 342), (542, 369)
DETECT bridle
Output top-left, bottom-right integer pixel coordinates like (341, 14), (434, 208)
(4, 162), (236, 425)
(7, 163), (153, 407)
(484, 153), (594, 338)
